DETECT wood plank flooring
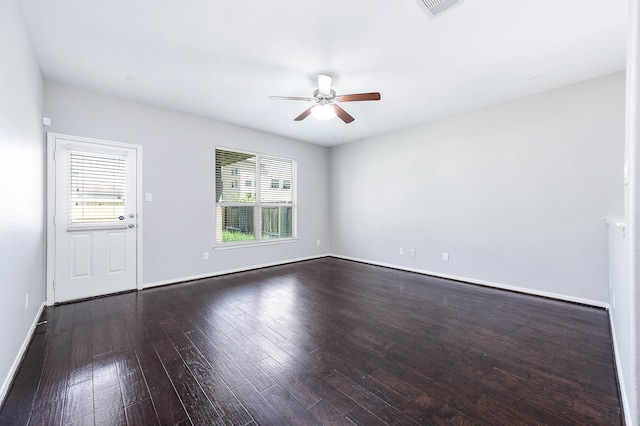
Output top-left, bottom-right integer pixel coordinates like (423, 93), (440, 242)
(0, 257), (623, 425)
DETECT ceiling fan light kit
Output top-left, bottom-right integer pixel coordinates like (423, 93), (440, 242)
(311, 104), (337, 121)
(269, 73), (381, 124)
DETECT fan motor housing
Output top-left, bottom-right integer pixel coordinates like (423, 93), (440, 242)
(314, 89), (336, 102)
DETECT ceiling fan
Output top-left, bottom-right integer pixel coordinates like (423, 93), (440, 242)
(269, 74), (381, 123)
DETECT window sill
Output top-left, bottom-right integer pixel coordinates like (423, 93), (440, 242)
(213, 237), (299, 250)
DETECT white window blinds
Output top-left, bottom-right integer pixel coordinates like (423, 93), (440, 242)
(69, 152), (126, 223)
(216, 149), (256, 203)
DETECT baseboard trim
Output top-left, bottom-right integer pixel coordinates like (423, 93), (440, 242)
(609, 312), (632, 426)
(330, 254), (608, 309)
(146, 253), (609, 308)
(0, 302), (46, 405)
(143, 253), (331, 289)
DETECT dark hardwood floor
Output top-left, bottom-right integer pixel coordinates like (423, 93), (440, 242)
(0, 257), (623, 425)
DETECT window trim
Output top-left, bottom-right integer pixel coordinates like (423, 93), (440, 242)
(214, 146), (297, 249)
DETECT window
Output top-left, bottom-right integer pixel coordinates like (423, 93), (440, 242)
(70, 152), (126, 223)
(215, 148), (296, 246)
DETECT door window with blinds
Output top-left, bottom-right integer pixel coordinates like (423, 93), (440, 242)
(70, 152), (127, 223)
(215, 148), (296, 246)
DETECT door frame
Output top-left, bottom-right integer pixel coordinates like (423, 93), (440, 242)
(46, 132), (143, 306)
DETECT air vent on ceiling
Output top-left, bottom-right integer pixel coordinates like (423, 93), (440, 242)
(415, 0), (464, 19)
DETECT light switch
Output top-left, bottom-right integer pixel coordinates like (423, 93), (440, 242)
(145, 193), (152, 202)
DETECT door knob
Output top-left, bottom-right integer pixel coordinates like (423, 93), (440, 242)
(128, 223), (135, 228)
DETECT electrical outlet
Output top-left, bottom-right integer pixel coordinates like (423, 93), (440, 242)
(203, 252), (209, 261)
(442, 252), (449, 262)
(25, 294), (28, 311)
(145, 193), (153, 202)
(399, 248), (404, 255)
(410, 249), (416, 257)
(317, 239), (321, 246)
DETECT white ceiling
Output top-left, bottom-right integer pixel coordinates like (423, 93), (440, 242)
(19, 0), (628, 147)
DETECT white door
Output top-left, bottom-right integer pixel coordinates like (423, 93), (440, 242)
(49, 134), (141, 303)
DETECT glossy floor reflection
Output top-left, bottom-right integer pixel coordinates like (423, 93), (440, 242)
(0, 257), (623, 425)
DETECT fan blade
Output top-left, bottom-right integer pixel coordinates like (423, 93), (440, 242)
(333, 105), (355, 123)
(336, 92), (381, 102)
(294, 106), (314, 121)
(318, 74), (332, 96)
(269, 96), (314, 101)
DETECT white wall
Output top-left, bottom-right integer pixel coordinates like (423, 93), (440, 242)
(0, 0), (45, 401)
(616, 0), (640, 423)
(43, 81), (331, 287)
(330, 72), (625, 305)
